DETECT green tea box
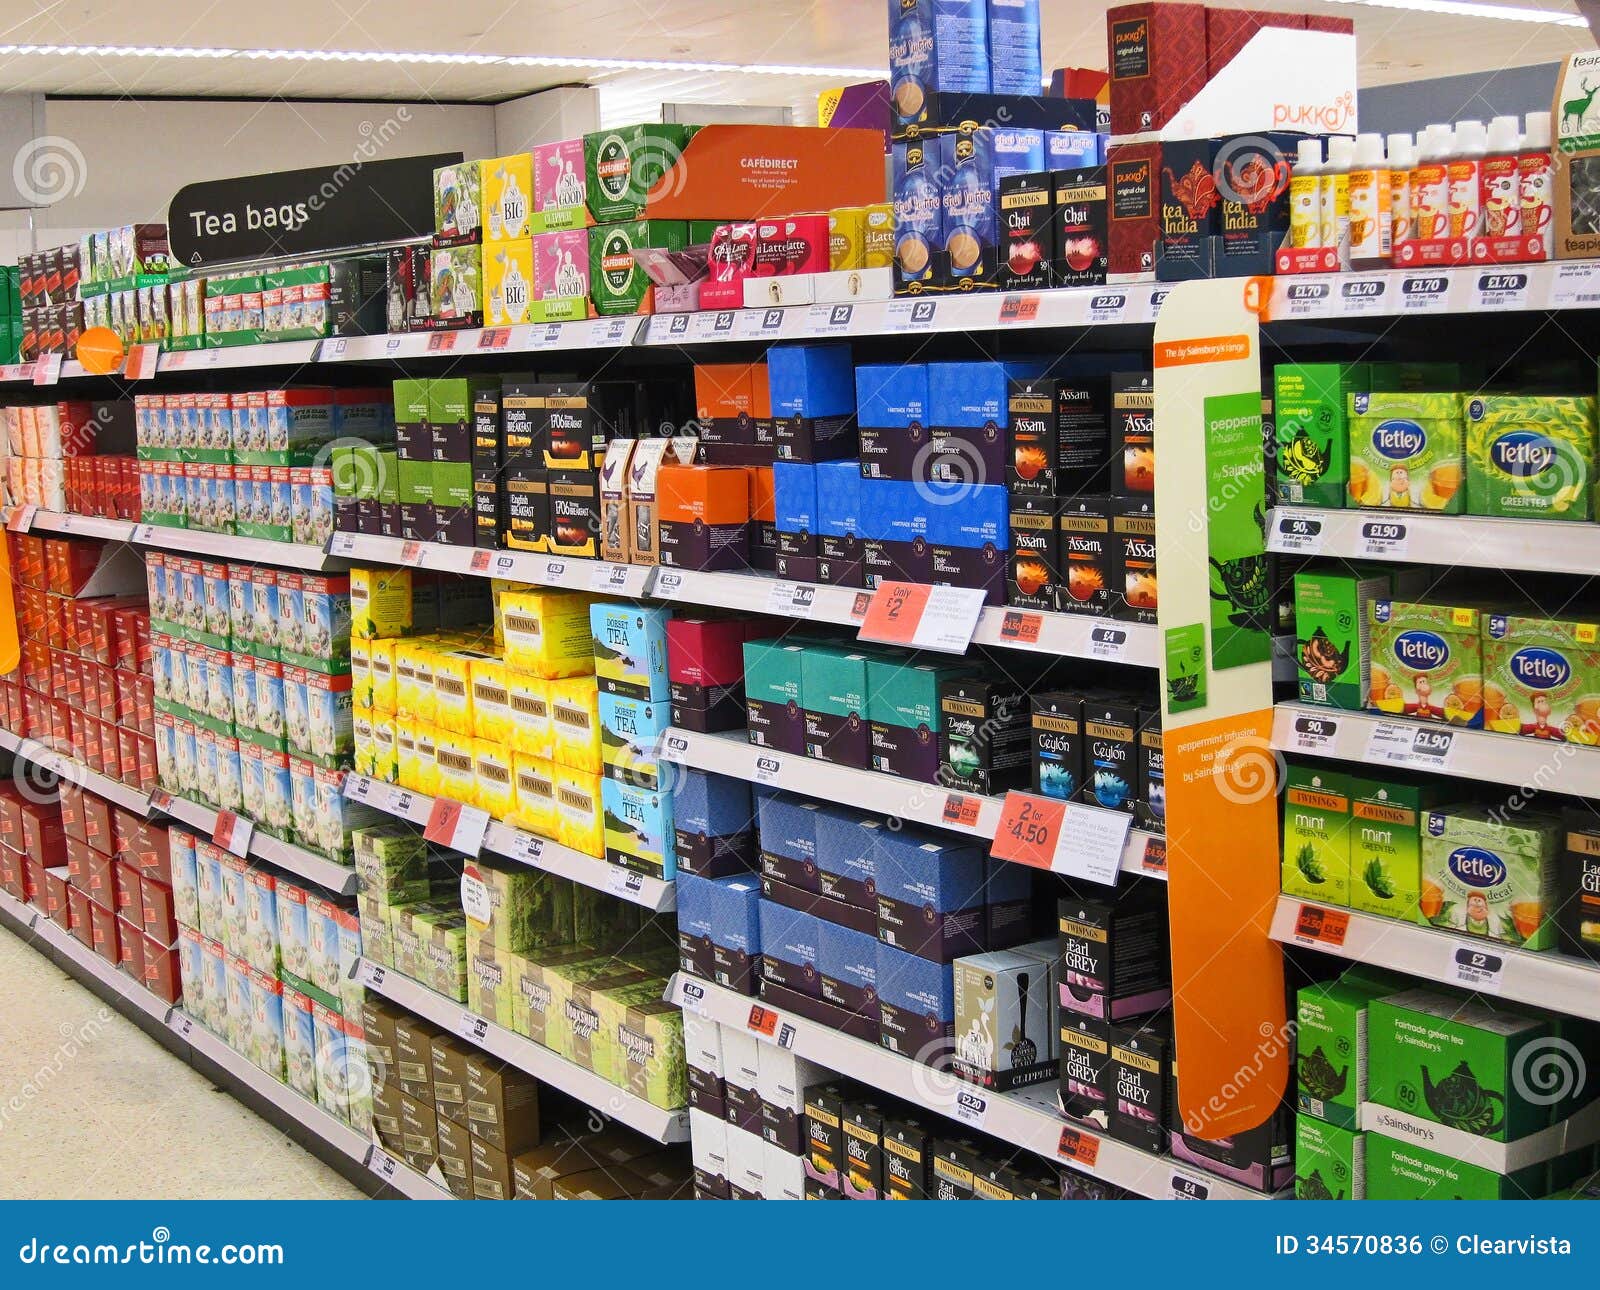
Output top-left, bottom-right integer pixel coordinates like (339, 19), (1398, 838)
(1348, 774), (1441, 922)
(584, 125), (693, 224)
(1295, 1116), (1365, 1199)
(1367, 1135), (1547, 1199)
(1482, 613), (1600, 742)
(1282, 765), (1352, 906)
(588, 220), (689, 316)
(1367, 599), (1484, 726)
(466, 935), (521, 1030)
(1296, 977), (1392, 1128)
(352, 823), (429, 905)
(461, 858), (577, 954)
(1370, 989), (1553, 1143)
(1293, 566), (1424, 710)
(1348, 392), (1464, 512)
(1420, 806), (1560, 949)
(1466, 394), (1596, 521)
(615, 995), (687, 1110)
(1274, 362), (1368, 505)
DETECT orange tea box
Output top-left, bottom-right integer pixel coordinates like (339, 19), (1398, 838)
(657, 465), (751, 572)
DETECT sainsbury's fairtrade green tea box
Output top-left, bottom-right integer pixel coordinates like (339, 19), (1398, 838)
(1294, 1116), (1364, 1200)
(1296, 976), (1395, 1129)
(1366, 1134), (1547, 1200)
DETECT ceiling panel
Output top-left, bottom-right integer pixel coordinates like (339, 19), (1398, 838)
(0, 1), (1589, 106)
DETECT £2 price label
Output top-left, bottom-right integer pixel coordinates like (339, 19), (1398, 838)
(1447, 944), (1506, 993)
(746, 1004), (795, 1049)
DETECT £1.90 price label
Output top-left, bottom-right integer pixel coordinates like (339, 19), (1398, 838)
(1354, 519), (1408, 560)
(1365, 720), (1454, 771)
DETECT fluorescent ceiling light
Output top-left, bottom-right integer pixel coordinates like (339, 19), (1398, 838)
(1318, 0), (1587, 25)
(0, 42), (883, 78)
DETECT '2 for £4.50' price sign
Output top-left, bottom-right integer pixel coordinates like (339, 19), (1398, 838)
(990, 792), (1130, 887)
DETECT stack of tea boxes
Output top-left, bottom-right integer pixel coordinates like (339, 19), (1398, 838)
(169, 824), (372, 1135)
(1287, 564), (1600, 962)
(1296, 969), (1600, 1198)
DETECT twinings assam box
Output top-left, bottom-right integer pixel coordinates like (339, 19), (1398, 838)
(1007, 378), (1111, 498)
(1059, 495), (1114, 617)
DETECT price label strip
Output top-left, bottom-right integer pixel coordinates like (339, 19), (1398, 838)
(1398, 274), (1452, 313)
(32, 353), (62, 386)
(651, 570), (685, 599)
(124, 343), (160, 380)
(1446, 944), (1505, 993)
(951, 1087), (988, 1131)
(423, 796), (491, 857)
(504, 829), (545, 868)
(1292, 902), (1350, 948)
(857, 581), (985, 654)
(746, 1004), (796, 1049)
(212, 809), (255, 860)
(1088, 625), (1130, 663)
(990, 792), (1132, 886)
(368, 1147), (400, 1183)
(941, 794), (982, 830)
(590, 563), (633, 593)
(1354, 519), (1409, 560)
(997, 611), (1042, 645)
(1286, 712), (1340, 756)
(1364, 720), (1455, 772)
(1170, 1171), (1212, 1200)
(358, 960), (388, 990)
(765, 580), (816, 619)
(607, 866), (647, 901)
(1272, 512), (1324, 556)
(1551, 262), (1600, 309)
(670, 974), (710, 1017)
(458, 1011), (490, 1044)
(1085, 291), (1127, 324)
(1057, 1125), (1100, 1169)
(1475, 271), (1530, 310)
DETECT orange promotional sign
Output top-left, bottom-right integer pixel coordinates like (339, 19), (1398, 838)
(0, 535), (17, 673)
(645, 125), (887, 220)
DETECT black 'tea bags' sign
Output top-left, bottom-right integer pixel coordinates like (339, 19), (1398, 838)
(167, 151), (460, 267)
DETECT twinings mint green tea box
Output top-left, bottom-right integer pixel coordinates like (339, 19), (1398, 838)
(1274, 363), (1368, 506)
(1282, 765), (1351, 906)
(1367, 1134), (1547, 1199)
(1367, 599), (1484, 726)
(1348, 392), (1464, 512)
(1369, 989), (1554, 1143)
(1481, 613), (1600, 743)
(1420, 805), (1561, 949)
(1348, 774), (1442, 922)
(1295, 1116), (1365, 1199)
(1296, 976), (1395, 1128)
(1466, 394), (1596, 520)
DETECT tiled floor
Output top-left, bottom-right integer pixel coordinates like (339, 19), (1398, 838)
(0, 922), (363, 1200)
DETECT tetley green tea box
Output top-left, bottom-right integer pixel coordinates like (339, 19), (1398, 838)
(1369, 989), (1553, 1143)
(1420, 805), (1561, 950)
(1466, 394), (1597, 521)
(1348, 392), (1464, 512)
(1282, 765), (1351, 906)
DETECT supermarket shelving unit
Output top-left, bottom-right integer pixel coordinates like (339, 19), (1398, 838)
(28, 509), (347, 572)
(0, 885), (448, 1199)
(355, 958), (691, 1144)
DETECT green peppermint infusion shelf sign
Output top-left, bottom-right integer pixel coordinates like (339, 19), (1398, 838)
(1204, 390), (1271, 672)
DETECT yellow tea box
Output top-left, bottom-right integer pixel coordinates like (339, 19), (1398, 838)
(395, 722), (422, 792)
(433, 649), (487, 737)
(501, 590), (596, 679)
(474, 738), (517, 821)
(1348, 392), (1464, 512)
(511, 753), (557, 838)
(554, 764), (603, 857)
(484, 239), (535, 327)
(506, 671), (553, 758)
(1368, 600), (1484, 727)
(414, 723), (440, 797)
(1421, 806), (1562, 950)
(434, 728), (478, 806)
(393, 639), (433, 723)
(1482, 614), (1600, 743)
(862, 203), (894, 268)
(550, 676), (602, 774)
(490, 579), (533, 653)
(351, 638), (374, 710)
(352, 706), (376, 777)
(371, 711), (399, 783)
(828, 207), (866, 270)
(482, 153), (534, 243)
(350, 567), (413, 640)
(470, 656), (513, 744)
(368, 638), (398, 715)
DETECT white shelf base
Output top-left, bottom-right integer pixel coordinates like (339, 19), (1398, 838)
(26, 511), (344, 572)
(357, 960), (690, 1144)
(670, 974), (1280, 1200)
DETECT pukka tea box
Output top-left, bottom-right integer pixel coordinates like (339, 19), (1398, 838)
(1483, 613), (1600, 742)
(1348, 392), (1465, 512)
(1106, 3), (1207, 135)
(1367, 599), (1484, 726)
(1106, 139), (1160, 277)
(1420, 806), (1561, 950)
(1281, 764), (1352, 907)
(1466, 395), (1597, 521)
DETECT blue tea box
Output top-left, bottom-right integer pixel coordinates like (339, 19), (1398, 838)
(759, 899), (822, 998)
(598, 691), (671, 789)
(861, 479), (932, 588)
(987, 0), (1042, 96)
(888, 0), (989, 131)
(815, 460), (865, 588)
(874, 829), (986, 961)
(1047, 129), (1099, 170)
(858, 363), (933, 482)
(601, 775), (677, 880)
(813, 810), (881, 911)
(991, 127), (1047, 191)
(928, 359), (1046, 428)
(757, 793), (825, 892)
(892, 140), (943, 293)
(671, 767), (757, 878)
(767, 344), (856, 418)
(819, 920), (879, 1017)
(772, 461), (818, 578)
(876, 941), (956, 1059)
(590, 601), (670, 701)
(985, 855), (1034, 950)
(679, 872), (762, 989)
(928, 482), (1009, 604)
(938, 129), (997, 287)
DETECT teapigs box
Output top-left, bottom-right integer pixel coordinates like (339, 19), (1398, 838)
(1420, 806), (1561, 950)
(1282, 765), (1352, 906)
(1466, 395), (1597, 521)
(1482, 614), (1600, 742)
(1295, 1117), (1365, 1200)
(1348, 392), (1465, 512)
(1367, 599), (1484, 726)
(1369, 989), (1556, 1143)
(1348, 775), (1441, 922)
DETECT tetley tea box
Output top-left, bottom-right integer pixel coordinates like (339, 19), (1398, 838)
(1465, 394), (1597, 521)
(1481, 613), (1600, 743)
(1421, 806), (1561, 950)
(1348, 392), (1464, 512)
(1367, 599), (1484, 727)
